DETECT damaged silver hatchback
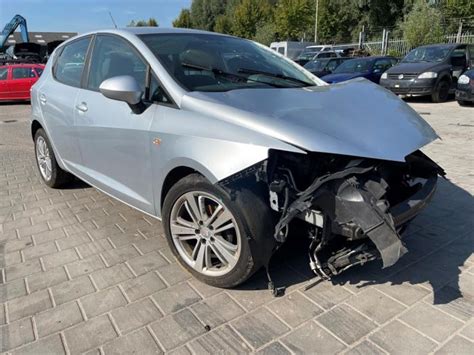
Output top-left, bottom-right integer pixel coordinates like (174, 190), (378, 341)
(31, 28), (444, 288)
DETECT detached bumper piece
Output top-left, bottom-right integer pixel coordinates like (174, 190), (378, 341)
(269, 150), (443, 281)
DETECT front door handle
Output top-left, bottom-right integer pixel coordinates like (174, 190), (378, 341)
(39, 94), (47, 104)
(75, 102), (88, 113)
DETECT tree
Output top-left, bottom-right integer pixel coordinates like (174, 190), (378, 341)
(232, 0), (272, 38)
(274, 0), (313, 41)
(402, 0), (444, 47)
(190, 0), (228, 31)
(173, 9), (192, 28)
(127, 18), (159, 27)
(254, 22), (277, 45)
(214, 14), (233, 34)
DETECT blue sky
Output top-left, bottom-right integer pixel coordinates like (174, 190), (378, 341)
(0, 0), (192, 33)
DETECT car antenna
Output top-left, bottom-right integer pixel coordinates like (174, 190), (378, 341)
(108, 11), (118, 29)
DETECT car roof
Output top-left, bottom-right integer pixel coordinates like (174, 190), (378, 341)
(416, 44), (458, 49)
(121, 27), (229, 37)
(0, 63), (44, 68)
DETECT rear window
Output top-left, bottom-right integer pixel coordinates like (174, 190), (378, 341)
(54, 37), (91, 87)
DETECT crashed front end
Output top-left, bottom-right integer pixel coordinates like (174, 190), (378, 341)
(254, 149), (444, 279)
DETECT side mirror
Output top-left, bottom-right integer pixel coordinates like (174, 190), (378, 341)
(99, 75), (145, 114)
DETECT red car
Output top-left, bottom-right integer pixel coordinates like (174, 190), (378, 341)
(0, 63), (45, 101)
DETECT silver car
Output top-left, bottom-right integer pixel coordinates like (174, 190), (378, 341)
(31, 28), (443, 288)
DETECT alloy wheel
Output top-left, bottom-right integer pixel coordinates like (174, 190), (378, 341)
(169, 191), (242, 277)
(36, 136), (52, 181)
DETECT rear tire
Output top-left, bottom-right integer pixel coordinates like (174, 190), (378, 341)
(431, 79), (450, 103)
(162, 173), (275, 288)
(34, 129), (73, 188)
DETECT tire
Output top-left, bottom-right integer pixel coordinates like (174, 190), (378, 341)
(162, 173), (276, 288)
(431, 79), (450, 103)
(34, 128), (73, 188)
(457, 100), (470, 107)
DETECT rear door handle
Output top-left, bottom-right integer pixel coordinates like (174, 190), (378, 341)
(39, 94), (47, 104)
(75, 102), (88, 113)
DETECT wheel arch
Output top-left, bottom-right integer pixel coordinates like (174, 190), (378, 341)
(160, 166), (200, 213)
(31, 119), (43, 140)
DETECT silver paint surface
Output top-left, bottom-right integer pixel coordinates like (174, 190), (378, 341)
(31, 28), (439, 218)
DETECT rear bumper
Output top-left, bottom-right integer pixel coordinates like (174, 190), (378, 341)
(380, 78), (436, 96)
(390, 175), (438, 227)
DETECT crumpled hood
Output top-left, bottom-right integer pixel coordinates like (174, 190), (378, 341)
(321, 72), (367, 83)
(181, 78), (438, 162)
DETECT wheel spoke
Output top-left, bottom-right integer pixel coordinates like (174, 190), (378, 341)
(170, 222), (197, 236)
(197, 195), (208, 221)
(209, 235), (237, 266)
(184, 193), (203, 224)
(193, 241), (206, 272)
(214, 222), (235, 235)
(205, 204), (223, 227)
(209, 209), (233, 231)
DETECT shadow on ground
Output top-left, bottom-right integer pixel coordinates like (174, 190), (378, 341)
(239, 178), (473, 309)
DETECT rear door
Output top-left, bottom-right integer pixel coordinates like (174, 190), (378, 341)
(74, 34), (156, 214)
(37, 36), (92, 169)
(10, 66), (36, 99)
(0, 67), (9, 99)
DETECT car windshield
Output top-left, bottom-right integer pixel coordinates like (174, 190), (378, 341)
(304, 59), (327, 70)
(402, 46), (452, 63)
(139, 33), (317, 92)
(333, 58), (372, 73)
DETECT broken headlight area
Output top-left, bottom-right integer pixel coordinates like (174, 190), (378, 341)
(260, 149), (444, 280)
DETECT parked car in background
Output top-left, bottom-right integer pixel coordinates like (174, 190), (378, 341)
(455, 69), (474, 106)
(269, 41), (315, 60)
(295, 46), (338, 66)
(321, 56), (397, 84)
(0, 63), (44, 101)
(31, 28), (443, 288)
(303, 57), (349, 77)
(380, 44), (474, 102)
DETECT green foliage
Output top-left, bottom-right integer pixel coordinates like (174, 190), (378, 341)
(254, 22), (278, 45)
(232, 0), (272, 38)
(127, 18), (159, 27)
(190, 0), (228, 31)
(214, 14), (233, 34)
(173, 9), (192, 28)
(274, 0), (313, 41)
(402, 0), (444, 47)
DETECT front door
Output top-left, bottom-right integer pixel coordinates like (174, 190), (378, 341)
(0, 67), (9, 99)
(75, 34), (156, 214)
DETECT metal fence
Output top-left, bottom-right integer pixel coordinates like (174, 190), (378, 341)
(337, 32), (474, 58)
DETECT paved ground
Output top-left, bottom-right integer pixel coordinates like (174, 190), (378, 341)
(0, 99), (473, 354)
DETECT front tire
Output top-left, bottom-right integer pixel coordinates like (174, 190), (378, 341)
(457, 100), (470, 107)
(162, 174), (275, 288)
(431, 79), (450, 103)
(34, 129), (72, 188)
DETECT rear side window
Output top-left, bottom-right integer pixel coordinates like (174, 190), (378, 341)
(0, 68), (7, 80)
(35, 68), (44, 76)
(54, 37), (91, 87)
(12, 67), (36, 79)
(86, 35), (147, 92)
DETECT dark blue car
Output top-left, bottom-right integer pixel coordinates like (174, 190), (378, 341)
(321, 56), (398, 84)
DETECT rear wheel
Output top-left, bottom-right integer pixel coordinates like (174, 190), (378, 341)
(431, 79), (450, 103)
(162, 173), (275, 288)
(34, 129), (73, 188)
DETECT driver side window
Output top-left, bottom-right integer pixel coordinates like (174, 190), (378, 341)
(87, 35), (147, 92)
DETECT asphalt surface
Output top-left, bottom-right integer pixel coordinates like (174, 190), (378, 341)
(0, 98), (473, 354)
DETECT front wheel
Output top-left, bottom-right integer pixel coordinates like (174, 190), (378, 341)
(431, 79), (450, 103)
(457, 100), (470, 107)
(162, 174), (275, 288)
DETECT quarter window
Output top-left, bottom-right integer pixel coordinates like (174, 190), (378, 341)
(0, 68), (7, 80)
(12, 67), (36, 79)
(54, 37), (91, 87)
(35, 67), (44, 76)
(87, 35), (147, 92)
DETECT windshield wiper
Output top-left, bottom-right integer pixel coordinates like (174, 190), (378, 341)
(181, 63), (284, 88)
(237, 68), (314, 87)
